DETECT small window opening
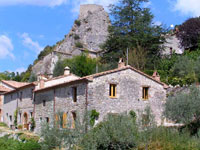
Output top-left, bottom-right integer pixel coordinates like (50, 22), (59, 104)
(109, 84), (117, 98)
(43, 100), (46, 107)
(142, 87), (149, 100)
(46, 117), (49, 123)
(72, 112), (76, 128)
(72, 87), (77, 102)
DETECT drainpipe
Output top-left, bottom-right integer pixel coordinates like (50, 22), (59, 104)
(85, 82), (88, 133)
(53, 89), (56, 116)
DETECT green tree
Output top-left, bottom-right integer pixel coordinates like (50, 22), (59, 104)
(102, 0), (166, 69)
(164, 86), (200, 134)
(53, 54), (97, 77)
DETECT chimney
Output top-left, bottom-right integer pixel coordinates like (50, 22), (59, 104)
(37, 74), (47, 89)
(64, 66), (70, 75)
(152, 71), (160, 82)
(118, 58), (125, 68)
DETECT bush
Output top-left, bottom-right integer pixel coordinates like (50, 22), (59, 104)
(75, 20), (81, 26)
(79, 113), (138, 150)
(0, 122), (8, 127)
(74, 34), (80, 40)
(0, 136), (41, 150)
(75, 42), (83, 48)
(17, 125), (23, 130)
(138, 127), (200, 150)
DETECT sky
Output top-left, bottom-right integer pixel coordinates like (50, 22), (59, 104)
(0, 0), (199, 73)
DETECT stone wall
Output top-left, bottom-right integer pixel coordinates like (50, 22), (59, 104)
(17, 86), (35, 127)
(34, 82), (87, 133)
(3, 93), (18, 128)
(87, 68), (167, 125)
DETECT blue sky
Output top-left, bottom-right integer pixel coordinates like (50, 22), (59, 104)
(0, 0), (198, 73)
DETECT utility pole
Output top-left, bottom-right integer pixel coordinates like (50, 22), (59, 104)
(127, 48), (129, 66)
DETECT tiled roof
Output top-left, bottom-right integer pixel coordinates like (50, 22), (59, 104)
(34, 78), (89, 93)
(1, 80), (29, 88)
(4, 82), (37, 95)
(84, 65), (169, 89)
(0, 85), (11, 92)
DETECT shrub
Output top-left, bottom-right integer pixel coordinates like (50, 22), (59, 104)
(89, 110), (99, 127)
(75, 42), (83, 48)
(0, 122), (8, 127)
(75, 20), (81, 26)
(17, 125), (23, 130)
(74, 34), (80, 40)
(79, 113), (139, 150)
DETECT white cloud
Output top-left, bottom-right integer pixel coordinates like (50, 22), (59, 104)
(154, 21), (162, 26)
(0, 0), (68, 7)
(0, 35), (15, 60)
(173, 0), (200, 17)
(143, 1), (151, 8)
(15, 67), (26, 73)
(21, 33), (44, 54)
(71, 0), (118, 13)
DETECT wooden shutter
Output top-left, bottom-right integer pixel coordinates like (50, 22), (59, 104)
(63, 113), (67, 128)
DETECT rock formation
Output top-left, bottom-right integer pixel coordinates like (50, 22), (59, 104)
(32, 4), (111, 75)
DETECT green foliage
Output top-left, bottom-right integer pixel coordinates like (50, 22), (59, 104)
(0, 136), (41, 150)
(102, 0), (166, 69)
(74, 34), (80, 40)
(75, 20), (81, 26)
(75, 42), (83, 48)
(80, 113), (139, 150)
(14, 109), (18, 128)
(53, 54), (97, 77)
(89, 110), (99, 127)
(164, 86), (200, 125)
(0, 122), (8, 127)
(138, 127), (200, 150)
(53, 59), (65, 77)
(29, 73), (37, 82)
(30, 117), (36, 131)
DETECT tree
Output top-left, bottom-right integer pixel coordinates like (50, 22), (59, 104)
(53, 54), (97, 77)
(102, 0), (166, 69)
(164, 86), (200, 125)
(177, 17), (200, 49)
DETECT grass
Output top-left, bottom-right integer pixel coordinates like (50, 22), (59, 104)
(0, 122), (8, 127)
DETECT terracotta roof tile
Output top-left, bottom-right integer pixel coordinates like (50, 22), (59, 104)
(84, 65), (169, 89)
(0, 85), (11, 92)
(2, 80), (29, 88)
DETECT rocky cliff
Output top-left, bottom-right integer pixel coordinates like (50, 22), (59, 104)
(32, 4), (111, 75)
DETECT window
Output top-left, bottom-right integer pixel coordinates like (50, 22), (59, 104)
(142, 87), (149, 100)
(72, 87), (77, 102)
(63, 113), (67, 128)
(43, 100), (46, 107)
(20, 92), (23, 101)
(9, 115), (12, 121)
(46, 117), (49, 123)
(109, 84), (117, 98)
(30, 112), (33, 118)
(31, 89), (34, 100)
(40, 117), (43, 122)
(19, 113), (21, 123)
(72, 112), (76, 128)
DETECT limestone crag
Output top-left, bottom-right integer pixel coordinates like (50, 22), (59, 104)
(32, 4), (110, 75)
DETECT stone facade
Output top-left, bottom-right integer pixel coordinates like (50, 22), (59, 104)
(1, 65), (168, 133)
(34, 81), (88, 133)
(87, 68), (167, 125)
(2, 85), (35, 129)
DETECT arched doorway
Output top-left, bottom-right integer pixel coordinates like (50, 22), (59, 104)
(23, 112), (29, 130)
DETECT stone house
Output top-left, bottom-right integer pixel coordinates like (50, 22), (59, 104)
(0, 85), (11, 122)
(2, 68), (79, 130)
(33, 62), (168, 132)
(1, 62), (169, 132)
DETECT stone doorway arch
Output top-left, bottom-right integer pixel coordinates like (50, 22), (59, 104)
(23, 112), (29, 130)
